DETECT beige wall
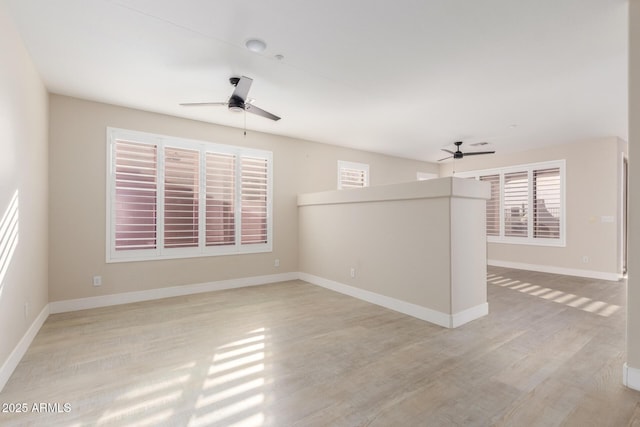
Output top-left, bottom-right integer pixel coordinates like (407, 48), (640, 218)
(0, 7), (49, 374)
(298, 178), (489, 325)
(300, 196), (452, 312)
(439, 138), (624, 278)
(450, 196), (488, 313)
(48, 94), (437, 302)
(628, 0), (640, 371)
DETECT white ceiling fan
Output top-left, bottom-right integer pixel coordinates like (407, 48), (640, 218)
(180, 76), (281, 121)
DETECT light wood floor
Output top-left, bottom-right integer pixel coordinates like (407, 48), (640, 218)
(1, 267), (639, 426)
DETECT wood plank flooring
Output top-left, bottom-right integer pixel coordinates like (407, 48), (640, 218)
(1, 267), (639, 426)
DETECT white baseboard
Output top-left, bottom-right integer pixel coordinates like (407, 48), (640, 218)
(623, 363), (640, 391)
(488, 259), (621, 282)
(299, 273), (487, 328)
(452, 302), (489, 328)
(2, 271), (490, 393)
(50, 272), (299, 314)
(2, 273), (297, 392)
(0, 304), (49, 392)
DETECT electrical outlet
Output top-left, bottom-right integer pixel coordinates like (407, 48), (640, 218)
(24, 302), (29, 320)
(582, 256), (589, 264)
(350, 267), (356, 278)
(274, 259), (280, 268)
(93, 275), (102, 286)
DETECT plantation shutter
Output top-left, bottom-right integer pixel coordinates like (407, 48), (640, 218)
(504, 171), (528, 237)
(533, 167), (561, 239)
(480, 174), (500, 236)
(241, 156), (268, 244)
(108, 128), (274, 262)
(205, 152), (236, 246)
(340, 167), (367, 189)
(114, 140), (158, 251)
(164, 147), (199, 248)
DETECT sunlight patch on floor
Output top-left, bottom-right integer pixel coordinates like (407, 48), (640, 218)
(487, 274), (620, 317)
(95, 360), (197, 425)
(190, 327), (268, 427)
(97, 390), (182, 425)
(121, 374), (191, 399)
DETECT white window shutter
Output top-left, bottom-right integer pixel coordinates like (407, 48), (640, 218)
(205, 152), (236, 246)
(480, 174), (500, 236)
(108, 128), (274, 262)
(241, 156), (268, 244)
(340, 168), (366, 188)
(337, 161), (369, 189)
(164, 147), (199, 248)
(456, 160), (564, 246)
(504, 171), (529, 237)
(533, 167), (561, 239)
(114, 140), (158, 251)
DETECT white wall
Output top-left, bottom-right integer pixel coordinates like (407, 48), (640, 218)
(0, 5), (49, 387)
(626, 0), (640, 387)
(439, 138), (624, 279)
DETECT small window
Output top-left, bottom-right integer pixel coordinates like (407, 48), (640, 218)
(417, 172), (438, 181)
(338, 161), (369, 189)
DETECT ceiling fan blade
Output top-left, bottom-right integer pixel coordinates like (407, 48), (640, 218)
(441, 149), (455, 155)
(245, 104), (281, 121)
(438, 155), (453, 161)
(232, 76), (253, 101)
(180, 102), (228, 107)
(463, 151), (496, 156)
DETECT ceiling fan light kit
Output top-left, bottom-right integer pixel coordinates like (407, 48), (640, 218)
(228, 96), (245, 113)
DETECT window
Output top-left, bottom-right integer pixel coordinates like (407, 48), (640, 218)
(479, 174), (500, 236)
(241, 156), (269, 244)
(417, 172), (438, 181)
(338, 161), (369, 189)
(107, 128), (272, 262)
(504, 171), (529, 237)
(458, 160), (565, 246)
(164, 147), (199, 249)
(533, 167), (561, 239)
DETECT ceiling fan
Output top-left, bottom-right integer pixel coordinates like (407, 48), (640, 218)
(180, 76), (281, 121)
(438, 141), (495, 161)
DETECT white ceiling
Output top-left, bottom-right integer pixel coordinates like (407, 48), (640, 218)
(2, 0), (629, 162)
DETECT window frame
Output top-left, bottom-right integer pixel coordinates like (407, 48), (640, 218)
(106, 127), (273, 263)
(457, 160), (566, 247)
(337, 160), (370, 189)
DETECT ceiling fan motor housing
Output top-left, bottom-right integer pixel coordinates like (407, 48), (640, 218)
(228, 95), (245, 112)
(453, 141), (463, 158)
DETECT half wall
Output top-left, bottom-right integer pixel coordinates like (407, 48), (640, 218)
(298, 177), (490, 328)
